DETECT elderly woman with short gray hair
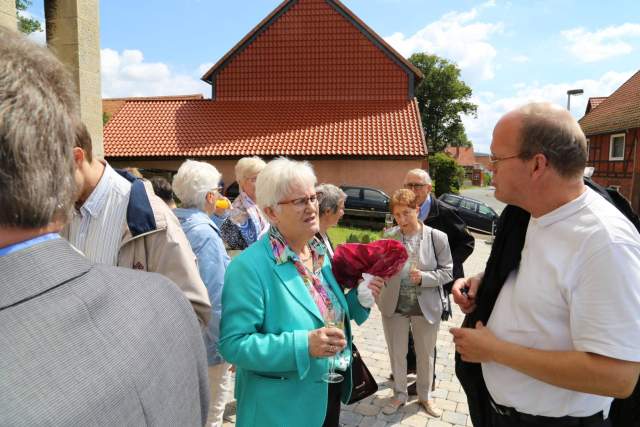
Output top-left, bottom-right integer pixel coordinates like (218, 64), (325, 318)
(219, 158), (383, 427)
(219, 156), (269, 250)
(315, 184), (346, 259)
(172, 160), (231, 427)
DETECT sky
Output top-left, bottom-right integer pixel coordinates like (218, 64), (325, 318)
(23, 0), (640, 154)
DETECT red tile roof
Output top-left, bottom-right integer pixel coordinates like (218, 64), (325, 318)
(579, 71), (640, 135)
(584, 97), (606, 115)
(104, 99), (426, 158)
(202, 0), (421, 101)
(445, 146), (476, 166)
(103, 95), (204, 123)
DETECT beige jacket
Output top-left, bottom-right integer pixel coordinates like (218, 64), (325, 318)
(376, 225), (453, 321)
(64, 175), (211, 326)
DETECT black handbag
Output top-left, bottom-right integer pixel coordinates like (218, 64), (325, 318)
(431, 229), (453, 321)
(347, 343), (378, 404)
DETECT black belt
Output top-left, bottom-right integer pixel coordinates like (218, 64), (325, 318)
(489, 397), (606, 426)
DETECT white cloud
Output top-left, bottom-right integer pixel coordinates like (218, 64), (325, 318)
(562, 23), (640, 62)
(511, 55), (529, 63)
(384, 3), (502, 81)
(463, 70), (634, 153)
(101, 48), (209, 98)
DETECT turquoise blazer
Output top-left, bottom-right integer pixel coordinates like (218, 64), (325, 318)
(219, 234), (370, 427)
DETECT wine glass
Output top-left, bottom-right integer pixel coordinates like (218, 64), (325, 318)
(384, 213), (394, 231)
(322, 305), (345, 384)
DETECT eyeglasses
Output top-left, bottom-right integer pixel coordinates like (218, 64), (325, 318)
(278, 193), (319, 209)
(404, 183), (427, 189)
(489, 153), (521, 165)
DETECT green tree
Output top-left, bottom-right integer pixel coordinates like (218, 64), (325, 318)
(16, 0), (42, 34)
(429, 152), (465, 196)
(409, 53), (477, 153)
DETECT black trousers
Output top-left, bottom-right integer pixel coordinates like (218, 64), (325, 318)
(322, 380), (342, 427)
(490, 406), (611, 427)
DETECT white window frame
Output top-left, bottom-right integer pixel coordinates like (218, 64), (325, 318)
(586, 139), (590, 160)
(609, 133), (625, 161)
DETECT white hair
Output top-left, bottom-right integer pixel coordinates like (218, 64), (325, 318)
(406, 168), (432, 185)
(256, 157), (317, 211)
(172, 160), (221, 210)
(235, 156), (267, 182)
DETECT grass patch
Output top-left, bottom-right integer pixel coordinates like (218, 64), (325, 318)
(327, 225), (382, 246)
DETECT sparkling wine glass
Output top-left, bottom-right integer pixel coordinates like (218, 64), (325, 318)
(322, 305), (345, 383)
(384, 213), (394, 231)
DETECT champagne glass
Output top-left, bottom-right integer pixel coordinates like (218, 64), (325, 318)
(384, 213), (394, 230)
(322, 305), (345, 383)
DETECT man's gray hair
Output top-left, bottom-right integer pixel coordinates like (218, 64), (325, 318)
(316, 184), (346, 216)
(0, 27), (79, 228)
(235, 156), (266, 183)
(516, 102), (587, 178)
(406, 168), (432, 185)
(256, 157), (316, 211)
(172, 160), (222, 210)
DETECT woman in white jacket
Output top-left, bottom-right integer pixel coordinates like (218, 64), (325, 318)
(377, 189), (453, 417)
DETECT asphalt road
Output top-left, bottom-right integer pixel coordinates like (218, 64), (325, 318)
(460, 187), (506, 214)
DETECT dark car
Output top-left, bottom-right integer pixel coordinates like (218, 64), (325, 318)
(438, 193), (498, 234)
(340, 185), (390, 229)
(224, 181), (240, 202)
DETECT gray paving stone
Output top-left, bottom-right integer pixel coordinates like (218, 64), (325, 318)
(442, 411), (467, 425)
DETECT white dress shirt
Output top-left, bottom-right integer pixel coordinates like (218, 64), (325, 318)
(68, 163), (131, 265)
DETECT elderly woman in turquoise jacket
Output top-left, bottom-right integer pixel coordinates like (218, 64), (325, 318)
(220, 158), (383, 427)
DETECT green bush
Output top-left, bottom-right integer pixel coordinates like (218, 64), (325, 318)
(346, 233), (360, 243)
(429, 152), (465, 196)
(360, 234), (371, 244)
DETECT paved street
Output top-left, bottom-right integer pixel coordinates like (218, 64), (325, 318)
(218, 237), (491, 426)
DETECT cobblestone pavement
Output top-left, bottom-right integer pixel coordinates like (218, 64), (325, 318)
(219, 238), (491, 427)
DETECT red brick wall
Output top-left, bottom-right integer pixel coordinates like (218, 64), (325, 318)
(586, 128), (640, 212)
(215, 0), (408, 102)
(109, 158), (423, 199)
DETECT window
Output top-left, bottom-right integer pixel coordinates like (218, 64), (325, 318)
(608, 185), (621, 192)
(459, 199), (477, 212)
(363, 189), (387, 203)
(343, 187), (361, 198)
(442, 195), (460, 207)
(610, 134), (625, 160)
(478, 204), (494, 217)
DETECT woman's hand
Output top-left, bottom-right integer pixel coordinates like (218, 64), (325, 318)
(308, 327), (347, 358)
(409, 268), (422, 285)
(367, 275), (384, 297)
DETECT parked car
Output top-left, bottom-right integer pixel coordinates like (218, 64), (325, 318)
(438, 193), (498, 234)
(224, 181), (240, 202)
(340, 185), (390, 230)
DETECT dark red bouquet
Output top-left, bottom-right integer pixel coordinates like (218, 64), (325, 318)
(331, 239), (408, 289)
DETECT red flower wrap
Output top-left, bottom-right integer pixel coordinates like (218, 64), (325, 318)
(331, 239), (408, 289)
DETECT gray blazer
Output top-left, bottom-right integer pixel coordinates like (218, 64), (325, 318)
(376, 225), (453, 321)
(0, 238), (209, 426)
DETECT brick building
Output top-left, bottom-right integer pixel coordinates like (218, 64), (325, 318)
(103, 0), (427, 196)
(579, 70), (640, 213)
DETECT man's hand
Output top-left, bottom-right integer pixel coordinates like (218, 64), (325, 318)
(451, 274), (482, 313)
(308, 327), (346, 358)
(450, 321), (498, 363)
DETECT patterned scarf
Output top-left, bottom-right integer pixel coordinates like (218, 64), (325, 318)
(229, 192), (269, 239)
(269, 226), (333, 318)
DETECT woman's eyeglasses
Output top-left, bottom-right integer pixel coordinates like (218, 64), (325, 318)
(278, 193), (319, 209)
